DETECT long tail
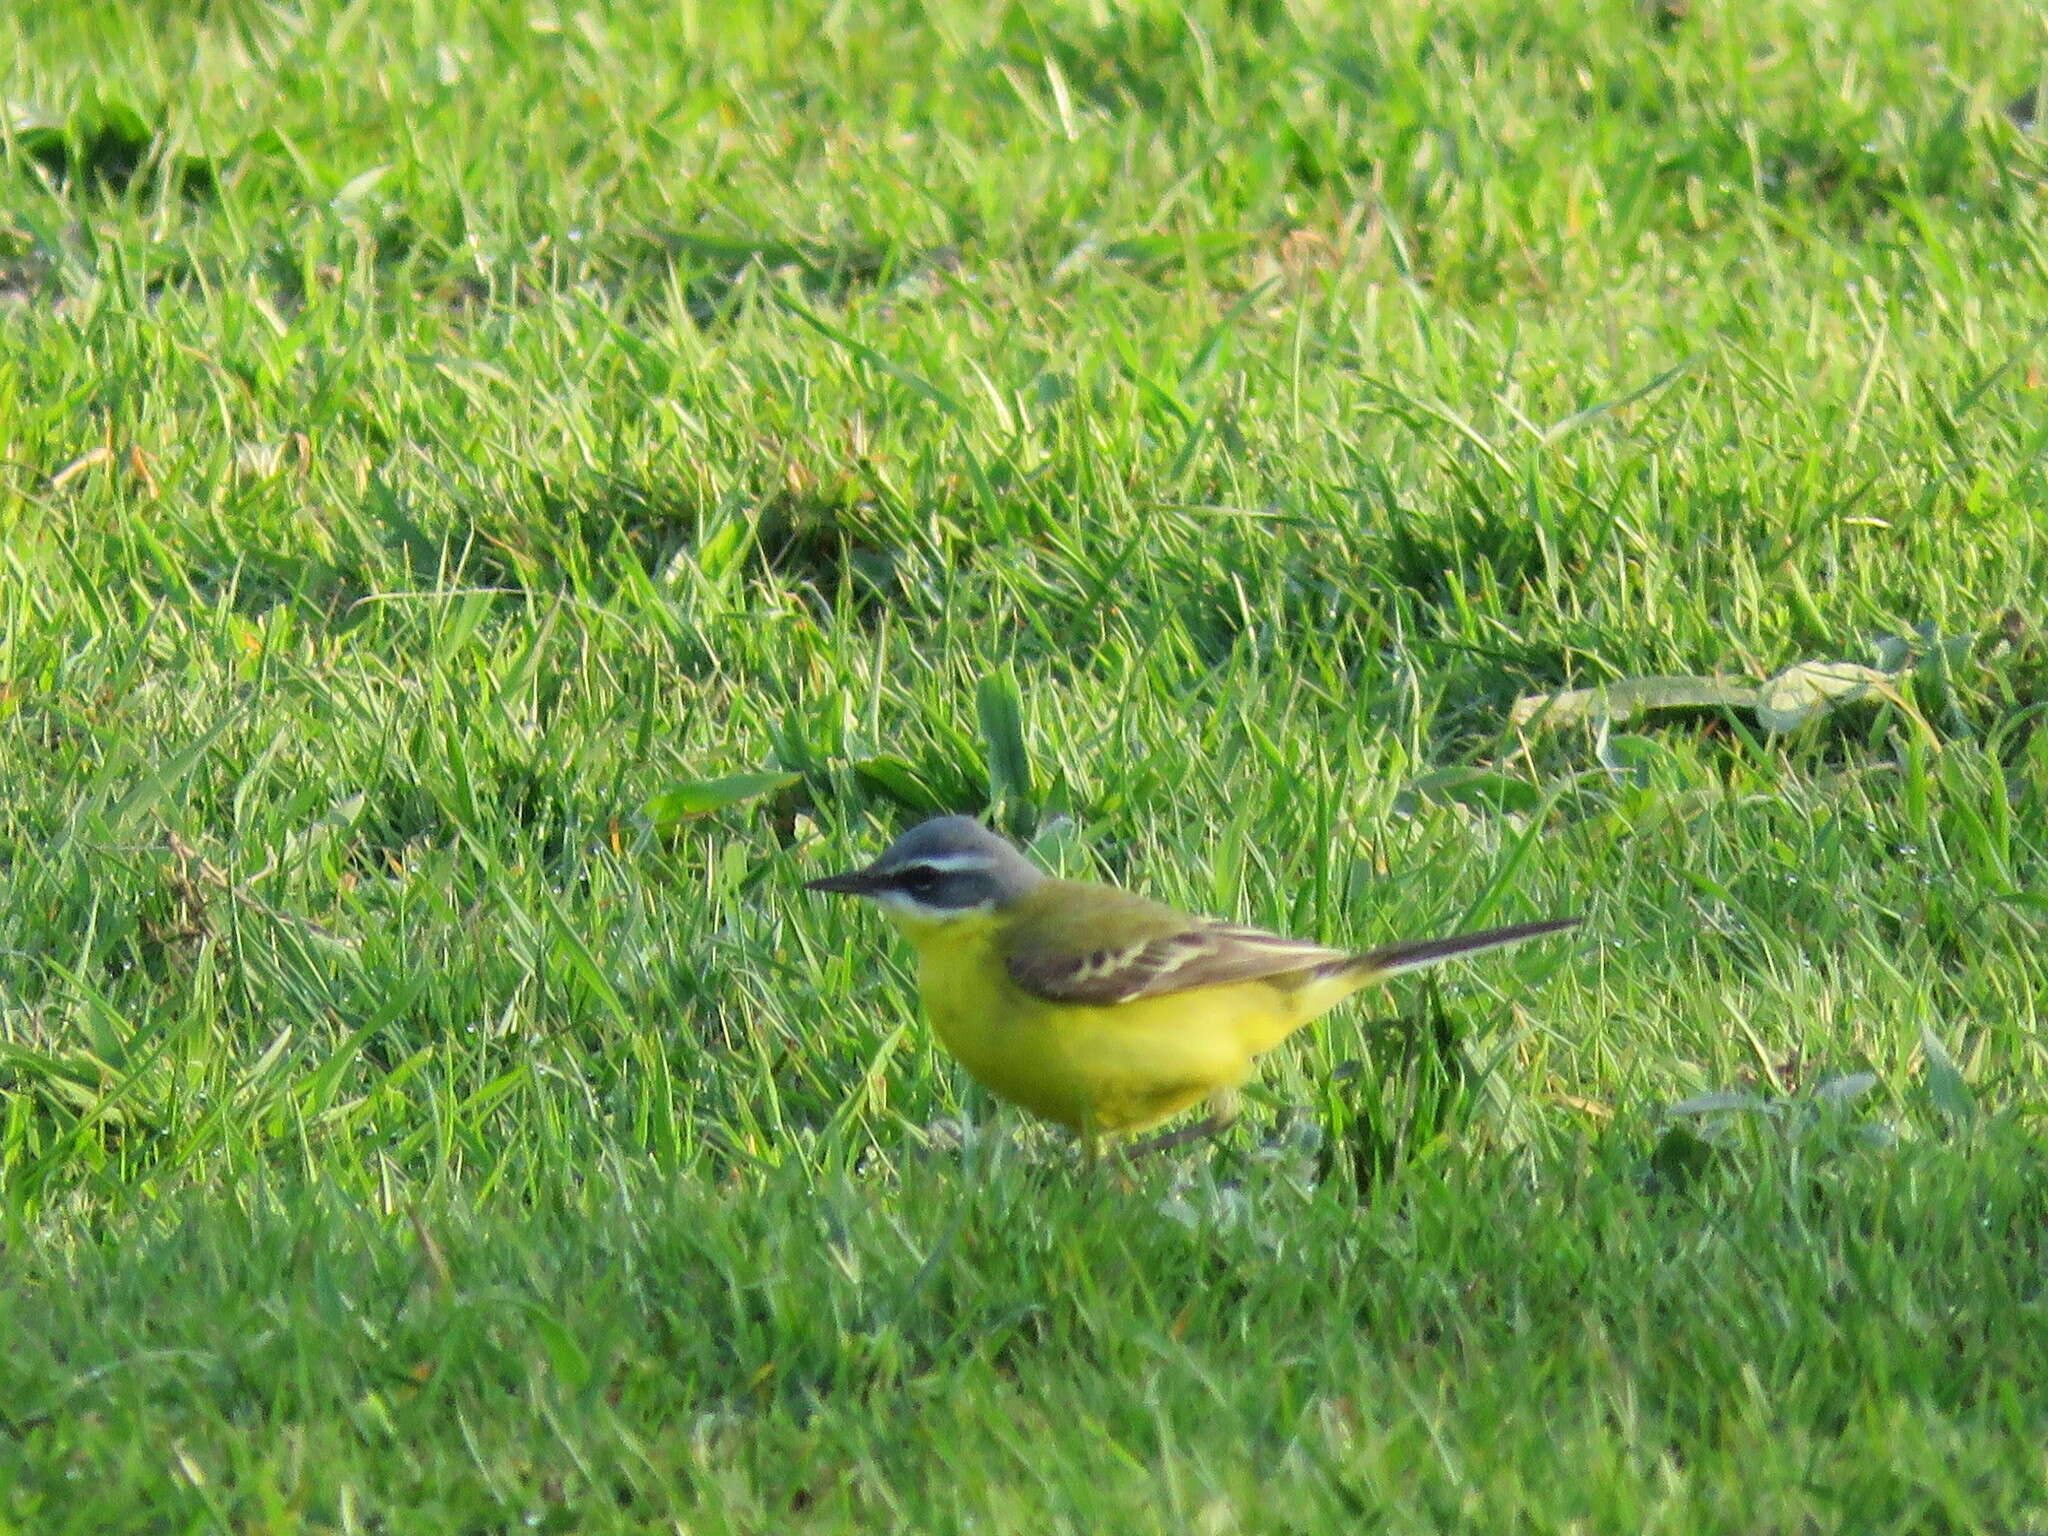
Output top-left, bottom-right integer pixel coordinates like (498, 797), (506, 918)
(1337, 916), (1581, 981)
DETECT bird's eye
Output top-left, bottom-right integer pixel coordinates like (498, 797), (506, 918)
(900, 867), (941, 896)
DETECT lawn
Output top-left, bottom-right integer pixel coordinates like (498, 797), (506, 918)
(3, 0), (2046, 1530)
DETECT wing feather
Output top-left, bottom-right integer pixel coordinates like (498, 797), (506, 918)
(1005, 911), (1350, 1005)
(998, 879), (1579, 1008)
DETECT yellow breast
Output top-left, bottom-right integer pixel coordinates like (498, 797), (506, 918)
(889, 910), (1371, 1137)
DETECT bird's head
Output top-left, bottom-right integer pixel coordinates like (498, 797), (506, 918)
(805, 815), (1045, 933)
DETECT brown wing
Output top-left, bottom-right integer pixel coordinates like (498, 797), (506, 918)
(1005, 917), (1352, 1006)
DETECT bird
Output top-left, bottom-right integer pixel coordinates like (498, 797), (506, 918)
(805, 815), (1578, 1156)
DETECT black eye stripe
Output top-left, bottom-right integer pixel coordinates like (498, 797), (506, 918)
(879, 862), (1000, 909)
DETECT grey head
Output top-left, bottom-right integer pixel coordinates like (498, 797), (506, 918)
(804, 815), (1045, 915)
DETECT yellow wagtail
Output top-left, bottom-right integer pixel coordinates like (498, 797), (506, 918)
(807, 816), (1578, 1154)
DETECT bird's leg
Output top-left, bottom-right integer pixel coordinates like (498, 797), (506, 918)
(1076, 1107), (1111, 1172)
(1120, 1090), (1241, 1161)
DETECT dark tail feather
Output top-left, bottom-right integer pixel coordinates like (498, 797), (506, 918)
(1340, 916), (1581, 980)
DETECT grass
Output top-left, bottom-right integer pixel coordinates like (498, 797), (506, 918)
(2, 0), (2046, 1528)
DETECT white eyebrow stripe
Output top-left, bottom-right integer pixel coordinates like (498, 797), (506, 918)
(886, 854), (994, 874)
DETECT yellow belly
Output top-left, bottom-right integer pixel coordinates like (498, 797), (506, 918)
(895, 914), (1370, 1137)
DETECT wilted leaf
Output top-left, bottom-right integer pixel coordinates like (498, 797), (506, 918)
(1393, 767), (1543, 816)
(1918, 1025), (1976, 1124)
(645, 772), (799, 828)
(1511, 675), (1757, 729)
(1754, 661), (1893, 733)
(1594, 731), (1675, 787)
(1870, 633), (1912, 673)
(1810, 1071), (1880, 1109)
(1665, 1090), (1770, 1117)
(331, 162), (393, 210)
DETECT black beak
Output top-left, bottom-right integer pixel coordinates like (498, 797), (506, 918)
(804, 866), (887, 896)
